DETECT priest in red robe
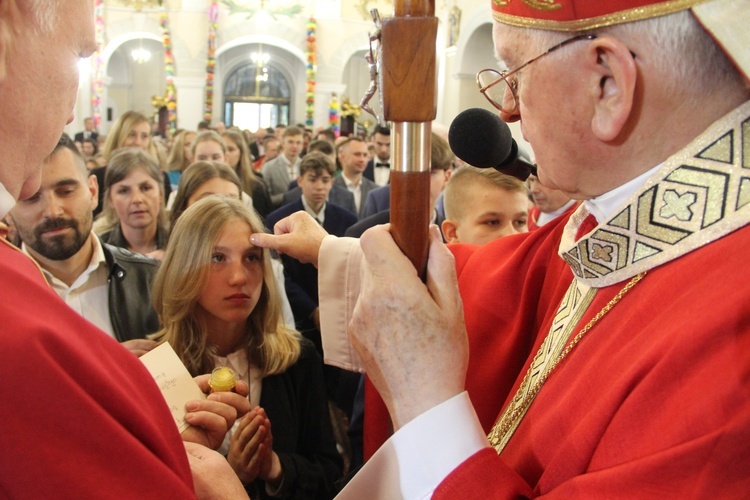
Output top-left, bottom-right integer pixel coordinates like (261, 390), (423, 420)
(0, 1), (249, 497)
(252, 0), (750, 497)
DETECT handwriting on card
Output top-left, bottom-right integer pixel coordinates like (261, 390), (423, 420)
(140, 342), (206, 432)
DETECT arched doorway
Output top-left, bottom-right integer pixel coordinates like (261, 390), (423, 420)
(106, 36), (165, 132)
(223, 60), (291, 131)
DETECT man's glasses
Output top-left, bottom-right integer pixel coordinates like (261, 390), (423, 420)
(476, 34), (598, 114)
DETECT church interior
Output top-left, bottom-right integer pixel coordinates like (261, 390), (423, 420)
(65, 0), (531, 154)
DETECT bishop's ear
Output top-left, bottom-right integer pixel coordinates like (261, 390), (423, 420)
(587, 35), (638, 142)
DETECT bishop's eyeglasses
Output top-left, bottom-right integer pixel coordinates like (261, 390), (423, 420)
(476, 34), (598, 114)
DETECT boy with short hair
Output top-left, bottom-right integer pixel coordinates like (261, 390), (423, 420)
(264, 152), (357, 351)
(441, 165), (529, 246)
(264, 152), (358, 427)
(297, 152), (337, 221)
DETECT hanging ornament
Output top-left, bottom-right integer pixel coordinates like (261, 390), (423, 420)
(305, 17), (317, 127)
(91, 0), (105, 129)
(204, 1), (219, 121)
(160, 7), (177, 135)
(329, 92), (340, 137)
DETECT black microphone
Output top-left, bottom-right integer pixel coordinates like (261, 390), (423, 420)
(448, 108), (537, 181)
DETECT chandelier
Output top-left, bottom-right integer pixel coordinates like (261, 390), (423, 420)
(131, 40), (152, 64)
(221, 0), (302, 18)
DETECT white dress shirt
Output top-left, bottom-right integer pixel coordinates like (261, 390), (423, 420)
(302, 196), (326, 225)
(373, 160), (391, 187)
(341, 174), (363, 213)
(536, 199), (577, 227)
(0, 182), (15, 219)
(23, 234), (116, 339)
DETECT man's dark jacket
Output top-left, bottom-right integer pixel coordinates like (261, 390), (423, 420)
(101, 240), (159, 341)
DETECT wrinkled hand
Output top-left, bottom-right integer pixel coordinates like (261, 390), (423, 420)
(184, 442), (249, 500)
(250, 211), (328, 267)
(181, 375), (252, 449)
(227, 407), (283, 486)
(121, 338), (157, 357)
(349, 224), (469, 430)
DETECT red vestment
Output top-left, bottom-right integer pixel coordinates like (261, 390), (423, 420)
(0, 241), (195, 497)
(527, 205), (542, 231)
(434, 215), (750, 497)
(430, 98), (750, 500)
(346, 102), (750, 496)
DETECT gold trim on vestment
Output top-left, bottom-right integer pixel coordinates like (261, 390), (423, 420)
(488, 279), (595, 452)
(492, 0), (708, 31)
(488, 100), (750, 454)
(560, 100), (750, 288)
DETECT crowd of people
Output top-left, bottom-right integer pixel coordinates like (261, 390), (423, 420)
(2, 0), (747, 497)
(5, 96), (541, 497)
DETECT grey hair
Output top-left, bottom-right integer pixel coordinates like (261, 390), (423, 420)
(512, 10), (742, 106)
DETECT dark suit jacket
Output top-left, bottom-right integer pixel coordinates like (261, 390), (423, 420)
(265, 200), (357, 342)
(248, 140), (260, 161)
(345, 209), (446, 241)
(333, 175), (377, 219)
(250, 179), (273, 219)
(361, 185), (390, 219)
(281, 185), (357, 217)
(252, 338), (343, 499)
(74, 130), (99, 143)
(363, 158), (390, 184)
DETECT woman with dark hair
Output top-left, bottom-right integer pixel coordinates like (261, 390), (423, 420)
(94, 148), (168, 260)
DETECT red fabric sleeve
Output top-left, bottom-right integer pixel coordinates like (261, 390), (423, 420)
(0, 243), (195, 497)
(434, 448), (533, 499)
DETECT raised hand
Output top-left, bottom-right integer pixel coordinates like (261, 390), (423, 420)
(250, 211), (329, 267)
(349, 224), (469, 430)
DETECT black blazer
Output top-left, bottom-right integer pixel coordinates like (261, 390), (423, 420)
(265, 200), (357, 335)
(251, 339), (343, 499)
(74, 130), (99, 143)
(345, 209), (446, 240)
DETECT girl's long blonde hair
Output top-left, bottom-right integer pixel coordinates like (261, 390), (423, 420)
(166, 130), (196, 172)
(221, 129), (261, 195)
(152, 196), (301, 377)
(102, 111), (161, 165)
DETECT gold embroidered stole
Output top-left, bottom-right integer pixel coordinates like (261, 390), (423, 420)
(488, 100), (750, 454)
(488, 279), (596, 452)
(561, 100), (750, 288)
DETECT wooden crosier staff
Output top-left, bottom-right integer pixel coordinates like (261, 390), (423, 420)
(379, 0), (437, 279)
(359, 0), (438, 460)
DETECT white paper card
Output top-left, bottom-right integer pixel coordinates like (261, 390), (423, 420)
(140, 342), (206, 432)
